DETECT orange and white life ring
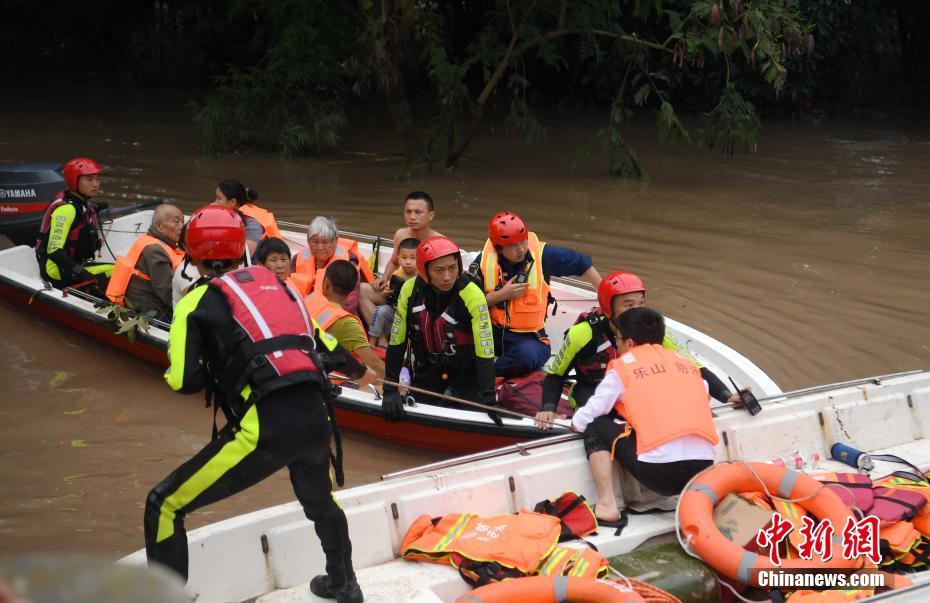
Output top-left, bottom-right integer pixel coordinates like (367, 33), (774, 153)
(454, 575), (647, 603)
(678, 462), (862, 587)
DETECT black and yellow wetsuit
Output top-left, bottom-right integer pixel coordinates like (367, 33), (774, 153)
(542, 313), (735, 413)
(144, 275), (364, 585)
(384, 275), (496, 407)
(34, 191), (113, 291)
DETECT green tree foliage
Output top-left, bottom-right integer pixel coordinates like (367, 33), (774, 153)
(191, 0), (360, 156)
(8, 0), (924, 175)
(353, 0), (813, 177)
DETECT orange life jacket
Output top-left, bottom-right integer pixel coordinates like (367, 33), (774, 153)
(106, 233), (185, 305)
(291, 238), (374, 297)
(876, 475), (930, 538)
(479, 232), (549, 332)
(303, 291), (364, 333)
(609, 343), (718, 455)
(238, 202), (282, 239)
(537, 545), (608, 579)
(878, 520), (924, 567)
(401, 511), (561, 577)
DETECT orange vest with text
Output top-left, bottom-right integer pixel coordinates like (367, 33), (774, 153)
(106, 233), (185, 305)
(291, 238), (374, 298)
(479, 232), (549, 332)
(238, 203), (282, 239)
(610, 343), (718, 455)
(401, 511), (561, 576)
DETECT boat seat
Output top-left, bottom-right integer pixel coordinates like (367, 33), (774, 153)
(0, 245), (42, 281)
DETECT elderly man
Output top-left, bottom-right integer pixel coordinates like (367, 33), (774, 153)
(290, 216), (374, 300)
(106, 204), (185, 319)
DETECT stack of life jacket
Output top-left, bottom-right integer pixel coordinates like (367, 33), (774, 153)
(400, 492), (607, 587)
(738, 469), (930, 602)
(813, 471), (930, 571)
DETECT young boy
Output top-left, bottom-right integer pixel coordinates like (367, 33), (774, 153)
(368, 237), (419, 346)
(359, 191), (442, 323)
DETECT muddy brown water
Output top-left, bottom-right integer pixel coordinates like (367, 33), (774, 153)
(1, 95), (928, 557)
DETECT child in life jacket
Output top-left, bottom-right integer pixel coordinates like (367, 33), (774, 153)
(368, 237), (419, 347)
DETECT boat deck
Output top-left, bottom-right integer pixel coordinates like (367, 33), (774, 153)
(257, 439), (930, 603)
(119, 370), (930, 603)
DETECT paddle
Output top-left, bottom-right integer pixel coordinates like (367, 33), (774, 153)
(331, 375), (569, 429)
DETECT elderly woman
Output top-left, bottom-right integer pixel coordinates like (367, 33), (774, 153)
(290, 217), (374, 306)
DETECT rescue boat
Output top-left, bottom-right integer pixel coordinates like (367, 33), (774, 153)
(0, 209), (780, 453)
(118, 370), (930, 602)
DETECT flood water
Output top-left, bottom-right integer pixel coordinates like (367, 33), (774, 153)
(1, 91), (928, 557)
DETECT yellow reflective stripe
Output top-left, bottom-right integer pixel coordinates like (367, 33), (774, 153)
(156, 403), (261, 542)
(479, 239), (499, 293)
(389, 278), (416, 346)
(570, 557), (589, 577)
(460, 282), (495, 359)
(663, 327), (704, 369)
(85, 263), (113, 277)
(164, 285), (208, 391)
(526, 237), (545, 302)
(547, 321), (594, 377)
(45, 202), (78, 279)
(313, 317), (339, 352)
(436, 513), (474, 552)
(539, 547), (570, 575)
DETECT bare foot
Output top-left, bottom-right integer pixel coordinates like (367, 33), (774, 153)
(594, 501), (621, 523)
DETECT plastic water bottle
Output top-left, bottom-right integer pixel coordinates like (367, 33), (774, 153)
(399, 367), (411, 387)
(770, 453), (822, 471)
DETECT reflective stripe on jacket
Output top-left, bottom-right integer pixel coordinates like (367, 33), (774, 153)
(610, 343), (718, 455)
(401, 511), (561, 575)
(209, 266), (323, 403)
(479, 232), (548, 332)
(291, 237), (374, 297)
(304, 291), (364, 332)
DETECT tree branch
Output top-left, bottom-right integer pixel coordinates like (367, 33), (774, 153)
(447, 27), (672, 167)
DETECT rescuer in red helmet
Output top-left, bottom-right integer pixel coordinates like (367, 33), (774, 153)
(380, 235), (502, 425)
(35, 157), (114, 294)
(145, 205), (371, 602)
(537, 270), (743, 527)
(467, 211), (602, 377)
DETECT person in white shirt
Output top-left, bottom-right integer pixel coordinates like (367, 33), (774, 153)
(571, 307), (719, 527)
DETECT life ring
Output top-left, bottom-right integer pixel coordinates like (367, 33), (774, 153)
(678, 462), (862, 587)
(454, 575), (646, 603)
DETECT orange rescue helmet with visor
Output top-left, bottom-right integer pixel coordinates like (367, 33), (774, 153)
(597, 271), (646, 317)
(184, 205), (246, 261)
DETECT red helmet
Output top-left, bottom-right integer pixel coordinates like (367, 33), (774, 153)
(488, 211), (528, 246)
(416, 236), (462, 281)
(184, 205), (246, 261)
(63, 157), (102, 191)
(597, 271), (647, 317)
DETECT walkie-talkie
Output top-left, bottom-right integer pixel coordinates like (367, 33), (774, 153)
(728, 376), (762, 416)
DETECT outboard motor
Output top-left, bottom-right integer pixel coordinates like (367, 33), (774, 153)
(0, 162), (65, 246)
